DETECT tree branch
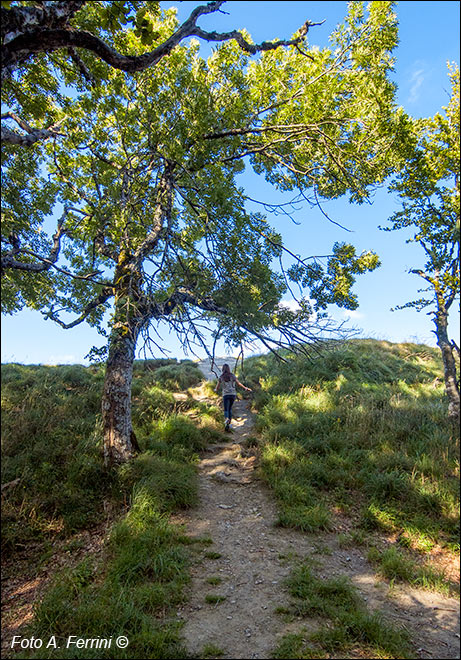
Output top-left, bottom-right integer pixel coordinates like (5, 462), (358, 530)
(1, 1), (86, 43)
(1, 213), (66, 273)
(1, 206), (110, 285)
(147, 287), (227, 319)
(134, 162), (174, 265)
(44, 286), (114, 329)
(94, 230), (119, 262)
(67, 46), (94, 85)
(2, 1), (320, 76)
(1, 112), (65, 147)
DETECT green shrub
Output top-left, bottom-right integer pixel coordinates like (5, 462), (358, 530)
(151, 362), (202, 391)
(132, 386), (175, 428)
(118, 452), (198, 512)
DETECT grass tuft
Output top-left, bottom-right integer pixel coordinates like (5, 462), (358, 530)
(367, 546), (458, 596)
(204, 551), (223, 560)
(279, 559), (413, 659)
(201, 643), (226, 658)
(205, 594), (226, 604)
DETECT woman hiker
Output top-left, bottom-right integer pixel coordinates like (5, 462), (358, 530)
(215, 363), (252, 431)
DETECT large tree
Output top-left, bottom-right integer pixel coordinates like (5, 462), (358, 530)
(2, 1), (408, 463)
(384, 64), (460, 421)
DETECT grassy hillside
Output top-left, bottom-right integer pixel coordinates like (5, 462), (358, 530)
(1, 358), (213, 550)
(1, 358), (223, 658)
(1, 340), (458, 658)
(243, 340), (459, 589)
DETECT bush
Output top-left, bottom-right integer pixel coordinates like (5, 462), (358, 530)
(152, 362), (203, 391)
(118, 452), (198, 512)
(132, 386), (175, 429)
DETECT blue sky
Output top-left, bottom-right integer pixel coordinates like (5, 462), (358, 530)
(1, 1), (460, 365)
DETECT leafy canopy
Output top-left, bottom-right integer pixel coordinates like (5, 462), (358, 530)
(385, 64), (460, 314)
(1, 1), (408, 356)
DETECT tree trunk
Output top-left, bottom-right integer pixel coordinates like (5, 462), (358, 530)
(434, 294), (460, 422)
(101, 325), (138, 465)
(100, 243), (150, 466)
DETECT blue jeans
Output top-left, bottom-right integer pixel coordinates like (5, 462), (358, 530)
(223, 395), (236, 421)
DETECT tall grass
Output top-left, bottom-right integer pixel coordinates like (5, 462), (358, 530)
(243, 340), (459, 554)
(1, 363), (107, 547)
(1, 358), (205, 551)
(1, 357), (220, 658)
(29, 485), (192, 658)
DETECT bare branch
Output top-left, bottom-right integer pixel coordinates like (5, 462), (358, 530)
(189, 19), (322, 57)
(1, 112), (65, 147)
(147, 287), (227, 319)
(2, 1), (320, 77)
(44, 286), (114, 329)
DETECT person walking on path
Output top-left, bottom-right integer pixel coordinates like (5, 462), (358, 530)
(215, 363), (252, 431)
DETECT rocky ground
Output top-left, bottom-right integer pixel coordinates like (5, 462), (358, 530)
(194, 357), (239, 381)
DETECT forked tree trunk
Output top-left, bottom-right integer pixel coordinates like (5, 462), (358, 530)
(434, 295), (460, 422)
(101, 324), (138, 466)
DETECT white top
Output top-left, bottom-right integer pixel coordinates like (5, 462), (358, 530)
(221, 376), (237, 396)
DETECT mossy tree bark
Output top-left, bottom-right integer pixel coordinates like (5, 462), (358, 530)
(102, 324), (138, 465)
(101, 255), (144, 466)
(434, 292), (460, 423)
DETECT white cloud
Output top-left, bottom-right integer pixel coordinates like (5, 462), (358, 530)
(279, 299), (301, 312)
(46, 354), (78, 365)
(408, 67), (425, 103)
(343, 309), (364, 320)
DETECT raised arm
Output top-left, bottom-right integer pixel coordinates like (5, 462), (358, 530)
(235, 377), (252, 392)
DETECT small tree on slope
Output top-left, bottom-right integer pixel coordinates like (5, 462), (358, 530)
(384, 64), (460, 422)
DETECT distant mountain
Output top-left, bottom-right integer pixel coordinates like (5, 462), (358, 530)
(196, 357), (239, 381)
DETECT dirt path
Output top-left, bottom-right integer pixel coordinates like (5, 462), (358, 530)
(173, 388), (460, 660)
